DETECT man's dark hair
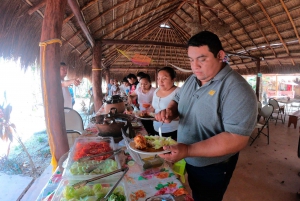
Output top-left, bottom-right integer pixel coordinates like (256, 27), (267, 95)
(60, 62), (66, 66)
(137, 72), (146, 78)
(158, 67), (176, 80)
(140, 74), (151, 83)
(187, 31), (224, 57)
(126, 73), (137, 80)
(122, 77), (129, 83)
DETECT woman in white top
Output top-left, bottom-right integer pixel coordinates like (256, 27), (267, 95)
(129, 74), (156, 134)
(152, 67), (180, 140)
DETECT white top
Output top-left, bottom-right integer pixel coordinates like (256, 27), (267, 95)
(135, 87), (156, 111)
(110, 85), (118, 95)
(119, 84), (130, 94)
(152, 87), (180, 133)
(62, 86), (72, 108)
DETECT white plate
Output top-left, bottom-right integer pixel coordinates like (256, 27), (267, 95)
(134, 111), (155, 120)
(128, 141), (170, 155)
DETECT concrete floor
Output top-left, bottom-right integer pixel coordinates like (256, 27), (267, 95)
(183, 117), (300, 201)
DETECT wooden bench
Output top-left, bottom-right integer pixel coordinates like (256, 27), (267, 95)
(288, 111), (300, 128)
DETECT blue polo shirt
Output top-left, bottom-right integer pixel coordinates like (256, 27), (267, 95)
(174, 64), (257, 167)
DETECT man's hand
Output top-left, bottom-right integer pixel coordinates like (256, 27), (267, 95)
(158, 143), (189, 163)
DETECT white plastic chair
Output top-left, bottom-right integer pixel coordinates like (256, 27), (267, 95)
(66, 130), (81, 150)
(250, 104), (274, 146)
(64, 107), (84, 133)
(268, 98), (285, 124)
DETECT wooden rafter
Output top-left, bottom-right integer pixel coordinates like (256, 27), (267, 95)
(240, 2), (277, 57)
(217, 1), (259, 55)
(68, 0), (95, 47)
(63, 0), (98, 24)
(99, 3), (180, 66)
(280, 0), (300, 44)
(169, 20), (190, 40)
(104, 0), (179, 38)
(28, 0), (46, 15)
(183, 0), (232, 16)
(256, 0), (295, 65)
(104, 8), (177, 67)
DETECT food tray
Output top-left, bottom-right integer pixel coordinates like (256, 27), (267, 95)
(52, 178), (128, 201)
(62, 137), (122, 180)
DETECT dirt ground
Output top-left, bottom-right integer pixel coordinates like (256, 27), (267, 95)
(0, 131), (51, 178)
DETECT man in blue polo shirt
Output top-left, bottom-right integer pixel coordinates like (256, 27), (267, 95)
(156, 31), (257, 201)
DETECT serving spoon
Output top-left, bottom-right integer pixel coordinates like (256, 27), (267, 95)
(158, 122), (164, 137)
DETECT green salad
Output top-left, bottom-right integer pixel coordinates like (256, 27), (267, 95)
(69, 159), (118, 175)
(60, 183), (126, 201)
(144, 135), (177, 149)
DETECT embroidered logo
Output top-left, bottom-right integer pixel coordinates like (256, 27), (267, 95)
(208, 90), (216, 96)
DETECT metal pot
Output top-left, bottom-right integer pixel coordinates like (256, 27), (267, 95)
(95, 117), (126, 138)
(104, 95), (125, 113)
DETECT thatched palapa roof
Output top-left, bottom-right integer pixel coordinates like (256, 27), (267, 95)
(2, 0), (300, 81)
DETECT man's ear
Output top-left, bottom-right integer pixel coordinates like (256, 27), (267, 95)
(217, 50), (226, 62)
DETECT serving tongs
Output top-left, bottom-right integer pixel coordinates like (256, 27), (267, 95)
(72, 167), (128, 189)
(100, 167), (129, 201)
(78, 148), (122, 163)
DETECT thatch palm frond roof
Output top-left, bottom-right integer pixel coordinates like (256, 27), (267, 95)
(2, 0), (300, 80)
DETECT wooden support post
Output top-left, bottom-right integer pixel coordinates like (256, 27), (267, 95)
(40, 0), (69, 170)
(105, 70), (110, 94)
(92, 41), (103, 112)
(256, 59), (261, 100)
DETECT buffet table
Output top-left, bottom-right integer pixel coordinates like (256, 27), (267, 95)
(36, 119), (193, 201)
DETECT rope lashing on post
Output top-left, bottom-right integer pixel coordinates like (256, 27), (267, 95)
(39, 38), (62, 172)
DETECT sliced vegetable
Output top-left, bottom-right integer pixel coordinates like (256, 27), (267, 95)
(61, 184), (125, 201)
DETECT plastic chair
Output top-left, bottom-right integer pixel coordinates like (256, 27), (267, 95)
(250, 104), (274, 146)
(66, 130), (81, 150)
(268, 98), (285, 124)
(64, 107), (84, 133)
(257, 101), (262, 122)
(172, 159), (186, 183)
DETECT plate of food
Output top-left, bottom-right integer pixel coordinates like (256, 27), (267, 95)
(134, 111), (155, 120)
(129, 134), (177, 155)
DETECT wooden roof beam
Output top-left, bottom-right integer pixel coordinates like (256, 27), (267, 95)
(105, 0), (178, 38)
(68, 0), (95, 47)
(233, 2), (278, 57)
(217, 1), (259, 55)
(108, 7), (180, 59)
(28, 0), (46, 15)
(256, 0), (294, 65)
(280, 0), (300, 44)
(102, 6), (180, 66)
(169, 20), (190, 40)
(101, 39), (186, 48)
(104, 22), (169, 67)
(63, 0), (99, 24)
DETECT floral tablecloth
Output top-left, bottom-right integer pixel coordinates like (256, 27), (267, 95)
(36, 120), (193, 201)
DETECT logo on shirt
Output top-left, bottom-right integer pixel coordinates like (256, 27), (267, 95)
(208, 90), (216, 96)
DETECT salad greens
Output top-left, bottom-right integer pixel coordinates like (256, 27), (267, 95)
(69, 159), (118, 175)
(60, 184), (125, 201)
(144, 135), (177, 149)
